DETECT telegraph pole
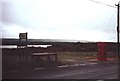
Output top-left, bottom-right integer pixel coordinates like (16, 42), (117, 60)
(115, 3), (120, 60)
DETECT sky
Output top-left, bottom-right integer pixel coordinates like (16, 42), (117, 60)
(1, 0), (120, 42)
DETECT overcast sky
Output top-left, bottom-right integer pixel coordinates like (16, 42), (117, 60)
(1, 0), (120, 42)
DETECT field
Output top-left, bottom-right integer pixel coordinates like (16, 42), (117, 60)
(57, 52), (97, 61)
(57, 52), (117, 64)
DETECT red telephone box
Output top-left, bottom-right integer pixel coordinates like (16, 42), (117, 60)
(97, 42), (107, 61)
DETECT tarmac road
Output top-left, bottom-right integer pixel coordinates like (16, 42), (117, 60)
(3, 61), (118, 79)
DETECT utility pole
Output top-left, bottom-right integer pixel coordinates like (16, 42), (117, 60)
(115, 2), (120, 60)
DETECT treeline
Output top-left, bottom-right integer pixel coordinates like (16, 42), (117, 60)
(2, 42), (118, 55)
(47, 42), (117, 52)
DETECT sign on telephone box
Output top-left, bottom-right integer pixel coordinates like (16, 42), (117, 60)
(97, 42), (107, 61)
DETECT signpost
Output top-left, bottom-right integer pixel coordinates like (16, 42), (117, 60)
(19, 32), (28, 41)
(18, 32), (28, 48)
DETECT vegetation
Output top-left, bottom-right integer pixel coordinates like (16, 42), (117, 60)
(57, 52), (97, 61)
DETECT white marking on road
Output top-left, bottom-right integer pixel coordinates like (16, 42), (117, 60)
(34, 67), (45, 70)
(69, 64), (85, 67)
(58, 63), (87, 68)
(79, 64), (86, 66)
(90, 63), (98, 65)
(66, 59), (76, 62)
(97, 80), (104, 81)
(58, 65), (69, 68)
(73, 64), (80, 66)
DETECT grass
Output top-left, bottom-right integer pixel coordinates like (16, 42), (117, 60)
(57, 52), (97, 61)
(57, 52), (117, 61)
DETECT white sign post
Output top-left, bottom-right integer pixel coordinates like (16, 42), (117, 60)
(18, 32), (28, 48)
(19, 32), (28, 41)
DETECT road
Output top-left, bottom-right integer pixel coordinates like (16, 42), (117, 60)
(3, 61), (118, 79)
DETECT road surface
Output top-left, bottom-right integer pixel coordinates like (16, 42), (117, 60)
(3, 61), (118, 79)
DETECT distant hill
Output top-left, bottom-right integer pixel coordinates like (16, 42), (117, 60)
(1, 38), (116, 45)
(1, 38), (80, 45)
(1, 38), (92, 43)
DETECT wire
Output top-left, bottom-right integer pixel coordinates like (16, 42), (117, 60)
(89, 0), (116, 8)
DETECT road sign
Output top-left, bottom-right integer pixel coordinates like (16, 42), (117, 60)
(19, 32), (27, 40)
(18, 32), (28, 48)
